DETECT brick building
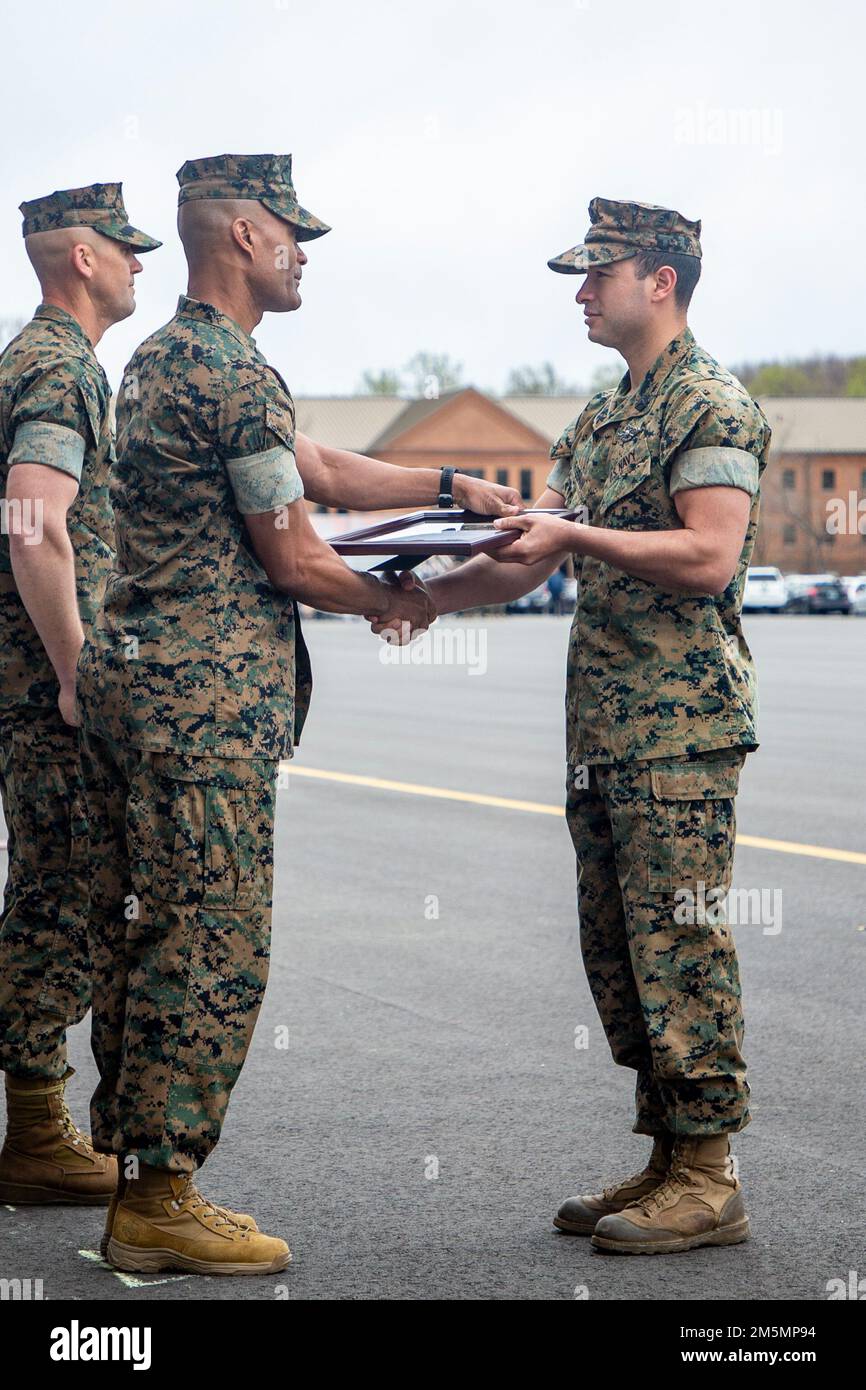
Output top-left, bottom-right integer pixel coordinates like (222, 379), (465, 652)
(296, 390), (866, 575)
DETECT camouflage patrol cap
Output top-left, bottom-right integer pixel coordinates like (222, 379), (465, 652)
(19, 183), (161, 251)
(176, 153), (331, 241)
(548, 197), (701, 274)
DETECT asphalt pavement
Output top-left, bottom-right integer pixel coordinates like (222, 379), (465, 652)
(2, 613), (864, 1301)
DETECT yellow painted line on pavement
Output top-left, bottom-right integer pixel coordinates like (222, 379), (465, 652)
(734, 834), (866, 866)
(282, 764), (562, 816)
(282, 765), (866, 866)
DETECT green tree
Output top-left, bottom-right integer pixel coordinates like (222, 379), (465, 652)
(358, 368), (402, 395)
(845, 357), (866, 396)
(404, 351), (463, 399)
(504, 362), (576, 395)
(745, 363), (814, 397)
(588, 363), (623, 392)
(731, 354), (866, 397)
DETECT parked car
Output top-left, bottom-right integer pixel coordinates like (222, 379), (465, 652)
(842, 573), (866, 604)
(784, 573), (834, 604)
(845, 577), (866, 615)
(785, 577), (852, 614)
(743, 566), (788, 612)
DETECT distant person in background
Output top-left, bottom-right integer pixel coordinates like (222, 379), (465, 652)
(547, 564), (566, 614)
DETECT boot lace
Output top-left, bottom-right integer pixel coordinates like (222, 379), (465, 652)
(56, 1091), (97, 1154)
(171, 1176), (248, 1235)
(631, 1161), (694, 1218)
(600, 1165), (656, 1203)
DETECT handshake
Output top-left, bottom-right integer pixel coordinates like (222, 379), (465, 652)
(358, 469), (531, 643)
(365, 571), (436, 645)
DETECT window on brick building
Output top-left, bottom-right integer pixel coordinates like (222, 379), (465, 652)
(496, 468), (509, 487)
(461, 468), (484, 479)
(783, 525), (796, 544)
(782, 468), (795, 489)
(822, 468), (836, 489)
(519, 469), (533, 501)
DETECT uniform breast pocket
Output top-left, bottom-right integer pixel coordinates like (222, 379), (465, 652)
(647, 760), (744, 895)
(599, 440), (653, 519)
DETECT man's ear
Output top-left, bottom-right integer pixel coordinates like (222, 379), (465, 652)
(230, 217), (255, 257)
(652, 265), (678, 303)
(70, 241), (96, 280)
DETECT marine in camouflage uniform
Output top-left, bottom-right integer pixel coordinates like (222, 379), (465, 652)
(0, 305), (110, 1080)
(428, 199), (770, 1251)
(543, 204), (771, 1142)
(76, 156), (328, 1178)
(0, 184), (160, 1204)
(540, 201), (771, 1250)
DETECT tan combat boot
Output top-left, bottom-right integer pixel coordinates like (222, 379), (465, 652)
(554, 1134), (673, 1234)
(591, 1133), (750, 1254)
(100, 1168), (258, 1259)
(0, 1068), (116, 1205)
(106, 1164), (291, 1275)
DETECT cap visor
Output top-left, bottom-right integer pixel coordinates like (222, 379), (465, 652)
(547, 244), (635, 274)
(99, 222), (163, 253)
(263, 198), (331, 242)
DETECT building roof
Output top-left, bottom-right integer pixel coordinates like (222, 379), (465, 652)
(503, 396), (586, 439)
(293, 389), (866, 455)
(292, 395), (405, 450)
(755, 397), (866, 454)
(368, 389), (467, 448)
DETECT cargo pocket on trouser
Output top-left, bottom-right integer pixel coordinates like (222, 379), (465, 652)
(647, 759), (743, 897)
(640, 756), (747, 1116)
(127, 773), (266, 910)
(0, 725), (90, 1050)
(3, 728), (74, 876)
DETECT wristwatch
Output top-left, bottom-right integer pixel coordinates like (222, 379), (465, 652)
(438, 466), (456, 508)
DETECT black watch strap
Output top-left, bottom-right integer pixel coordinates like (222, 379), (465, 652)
(438, 466), (456, 508)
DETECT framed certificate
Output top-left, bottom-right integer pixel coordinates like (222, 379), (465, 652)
(330, 508), (578, 572)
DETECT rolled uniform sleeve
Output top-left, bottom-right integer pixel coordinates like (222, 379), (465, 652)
(547, 453), (572, 498)
(667, 390), (769, 499)
(670, 446), (759, 496)
(546, 417), (581, 497)
(7, 361), (101, 483)
(219, 376), (304, 515)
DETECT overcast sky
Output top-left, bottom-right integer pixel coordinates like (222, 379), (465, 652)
(0, 0), (861, 396)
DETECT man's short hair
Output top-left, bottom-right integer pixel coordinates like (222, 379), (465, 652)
(633, 249), (701, 308)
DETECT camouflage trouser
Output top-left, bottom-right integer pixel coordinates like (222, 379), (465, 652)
(79, 731), (278, 1173)
(565, 747), (750, 1137)
(0, 709), (91, 1079)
